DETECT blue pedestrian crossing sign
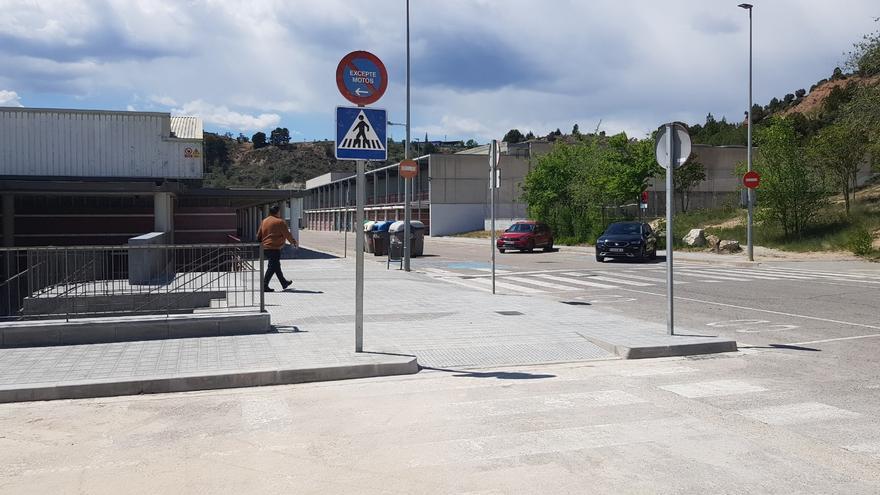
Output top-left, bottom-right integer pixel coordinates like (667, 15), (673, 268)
(335, 106), (387, 161)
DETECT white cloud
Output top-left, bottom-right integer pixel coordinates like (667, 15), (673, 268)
(1, 0), (878, 139)
(125, 104), (135, 111)
(172, 100), (281, 131)
(150, 95), (177, 107)
(0, 90), (23, 107)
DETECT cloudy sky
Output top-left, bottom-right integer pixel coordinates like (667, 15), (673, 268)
(0, 0), (877, 142)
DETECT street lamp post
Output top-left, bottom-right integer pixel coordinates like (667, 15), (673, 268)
(739, 2), (754, 262)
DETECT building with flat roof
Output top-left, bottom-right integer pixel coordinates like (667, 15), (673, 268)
(0, 107), (300, 247)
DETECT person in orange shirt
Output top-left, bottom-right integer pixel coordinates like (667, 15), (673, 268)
(257, 205), (298, 292)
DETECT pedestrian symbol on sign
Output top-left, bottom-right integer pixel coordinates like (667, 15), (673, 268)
(335, 106), (387, 161)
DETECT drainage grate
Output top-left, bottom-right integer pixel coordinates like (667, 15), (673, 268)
(495, 311), (524, 316)
(561, 301), (591, 306)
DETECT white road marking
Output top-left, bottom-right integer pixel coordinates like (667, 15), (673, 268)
(738, 402), (860, 425)
(503, 276), (580, 291)
(699, 269), (782, 280)
(438, 277), (493, 293)
(617, 287), (880, 335)
(618, 365), (698, 377)
(766, 267), (871, 279)
(468, 277), (546, 294)
(759, 267), (880, 284)
(676, 270), (751, 282)
(789, 333), (880, 345)
(660, 379), (767, 398)
(534, 274), (617, 289)
(421, 267), (457, 277)
(473, 268), (512, 274)
(596, 271), (683, 284)
(588, 275), (654, 287)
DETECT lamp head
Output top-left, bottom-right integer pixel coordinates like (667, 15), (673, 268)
(738, 3), (753, 9)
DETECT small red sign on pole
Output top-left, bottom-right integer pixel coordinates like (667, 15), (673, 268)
(399, 159), (418, 179)
(743, 171), (760, 189)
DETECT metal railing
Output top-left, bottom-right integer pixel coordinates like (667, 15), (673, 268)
(0, 243), (263, 321)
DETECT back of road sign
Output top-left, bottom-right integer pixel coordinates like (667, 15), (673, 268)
(655, 123), (691, 169)
(336, 106), (387, 161)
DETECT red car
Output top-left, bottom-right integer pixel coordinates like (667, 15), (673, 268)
(497, 221), (554, 253)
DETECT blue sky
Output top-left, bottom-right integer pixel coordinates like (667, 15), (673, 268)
(1, 0), (877, 142)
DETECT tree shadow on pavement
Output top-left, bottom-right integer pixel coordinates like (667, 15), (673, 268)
(422, 366), (556, 380)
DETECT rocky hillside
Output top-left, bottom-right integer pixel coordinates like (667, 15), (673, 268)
(202, 134), (407, 189)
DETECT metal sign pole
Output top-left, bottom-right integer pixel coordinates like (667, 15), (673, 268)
(665, 124), (675, 336)
(344, 181), (350, 258)
(746, 6), (755, 262)
(403, 0), (412, 272)
(355, 159), (365, 352)
(491, 139), (497, 295)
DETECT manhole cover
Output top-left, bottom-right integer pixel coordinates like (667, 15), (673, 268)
(495, 311), (524, 316)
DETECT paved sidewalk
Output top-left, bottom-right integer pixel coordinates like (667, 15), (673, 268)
(0, 241), (735, 403)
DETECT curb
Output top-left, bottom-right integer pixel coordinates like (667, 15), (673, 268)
(0, 356), (419, 404)
(581, 335), (738, 360)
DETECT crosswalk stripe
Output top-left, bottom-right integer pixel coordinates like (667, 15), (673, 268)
(676, 270), (751, 282)
(438, 277), (492, 293)
(468, 277), (546, 294)
(766, 267), (871, 279)
(421, 267), (456, 277)
(596, 271), (683, 284)
(698, 269), (782, 280)
(473, 268), (512, 274)
(503, 276), (580, 291)
(534, 274), (617, 289)
(760, 267), (879, 282)
(587, 275), (654, 286)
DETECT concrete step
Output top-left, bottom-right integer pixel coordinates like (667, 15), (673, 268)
(1, 312), (270, 348)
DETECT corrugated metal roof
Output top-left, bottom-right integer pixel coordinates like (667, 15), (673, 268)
(170, 116), (203, 139)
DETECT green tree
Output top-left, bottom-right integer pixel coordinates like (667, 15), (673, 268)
(525, 131), (536, 140)
(465, 139), (478, 147)
(203, 132), (231, 172)
(571, 123), (581, 137)
(667, 152), (706, 213)
(808, 122), (868, 215)
(269, 127), (291, 146)
(753, 118), (828, 238)
(847, 21), (880, 76)
(252, 131), (267, 149)
(502, 129), (525, 143)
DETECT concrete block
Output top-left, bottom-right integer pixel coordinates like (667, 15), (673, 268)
(115, 320), (170, 342)
(61, 324), (117, 345)
(167, 318), (219, 339)
(2, 326), (62, 347)
(217, 313), (270, 335)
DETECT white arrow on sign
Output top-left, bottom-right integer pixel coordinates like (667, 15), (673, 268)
(354, 88), (370, 96)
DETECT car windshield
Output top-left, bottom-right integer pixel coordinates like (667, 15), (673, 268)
(605, 223), (641, 235)
(508, 223), (535, 233)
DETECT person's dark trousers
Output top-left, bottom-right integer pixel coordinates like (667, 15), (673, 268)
(263, 249), (288, 288)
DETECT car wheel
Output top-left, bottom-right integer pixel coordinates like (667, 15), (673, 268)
(650, 247), (657, 260)
(543, 240), (554, 252)
(595, 252), (604, 263)
(638, 247), (647, 262)
(526, 240), (535, 252)
(498, 248), (505, 253)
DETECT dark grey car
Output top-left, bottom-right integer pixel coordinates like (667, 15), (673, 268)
(595, 221), (658, 262)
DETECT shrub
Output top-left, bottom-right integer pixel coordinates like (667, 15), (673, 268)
(848, 228), (873, 256)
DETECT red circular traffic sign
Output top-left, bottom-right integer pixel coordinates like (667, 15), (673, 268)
(399, 159), (418, 179)
(336, 51), (388, 106)
(743, 171), (760, 189)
